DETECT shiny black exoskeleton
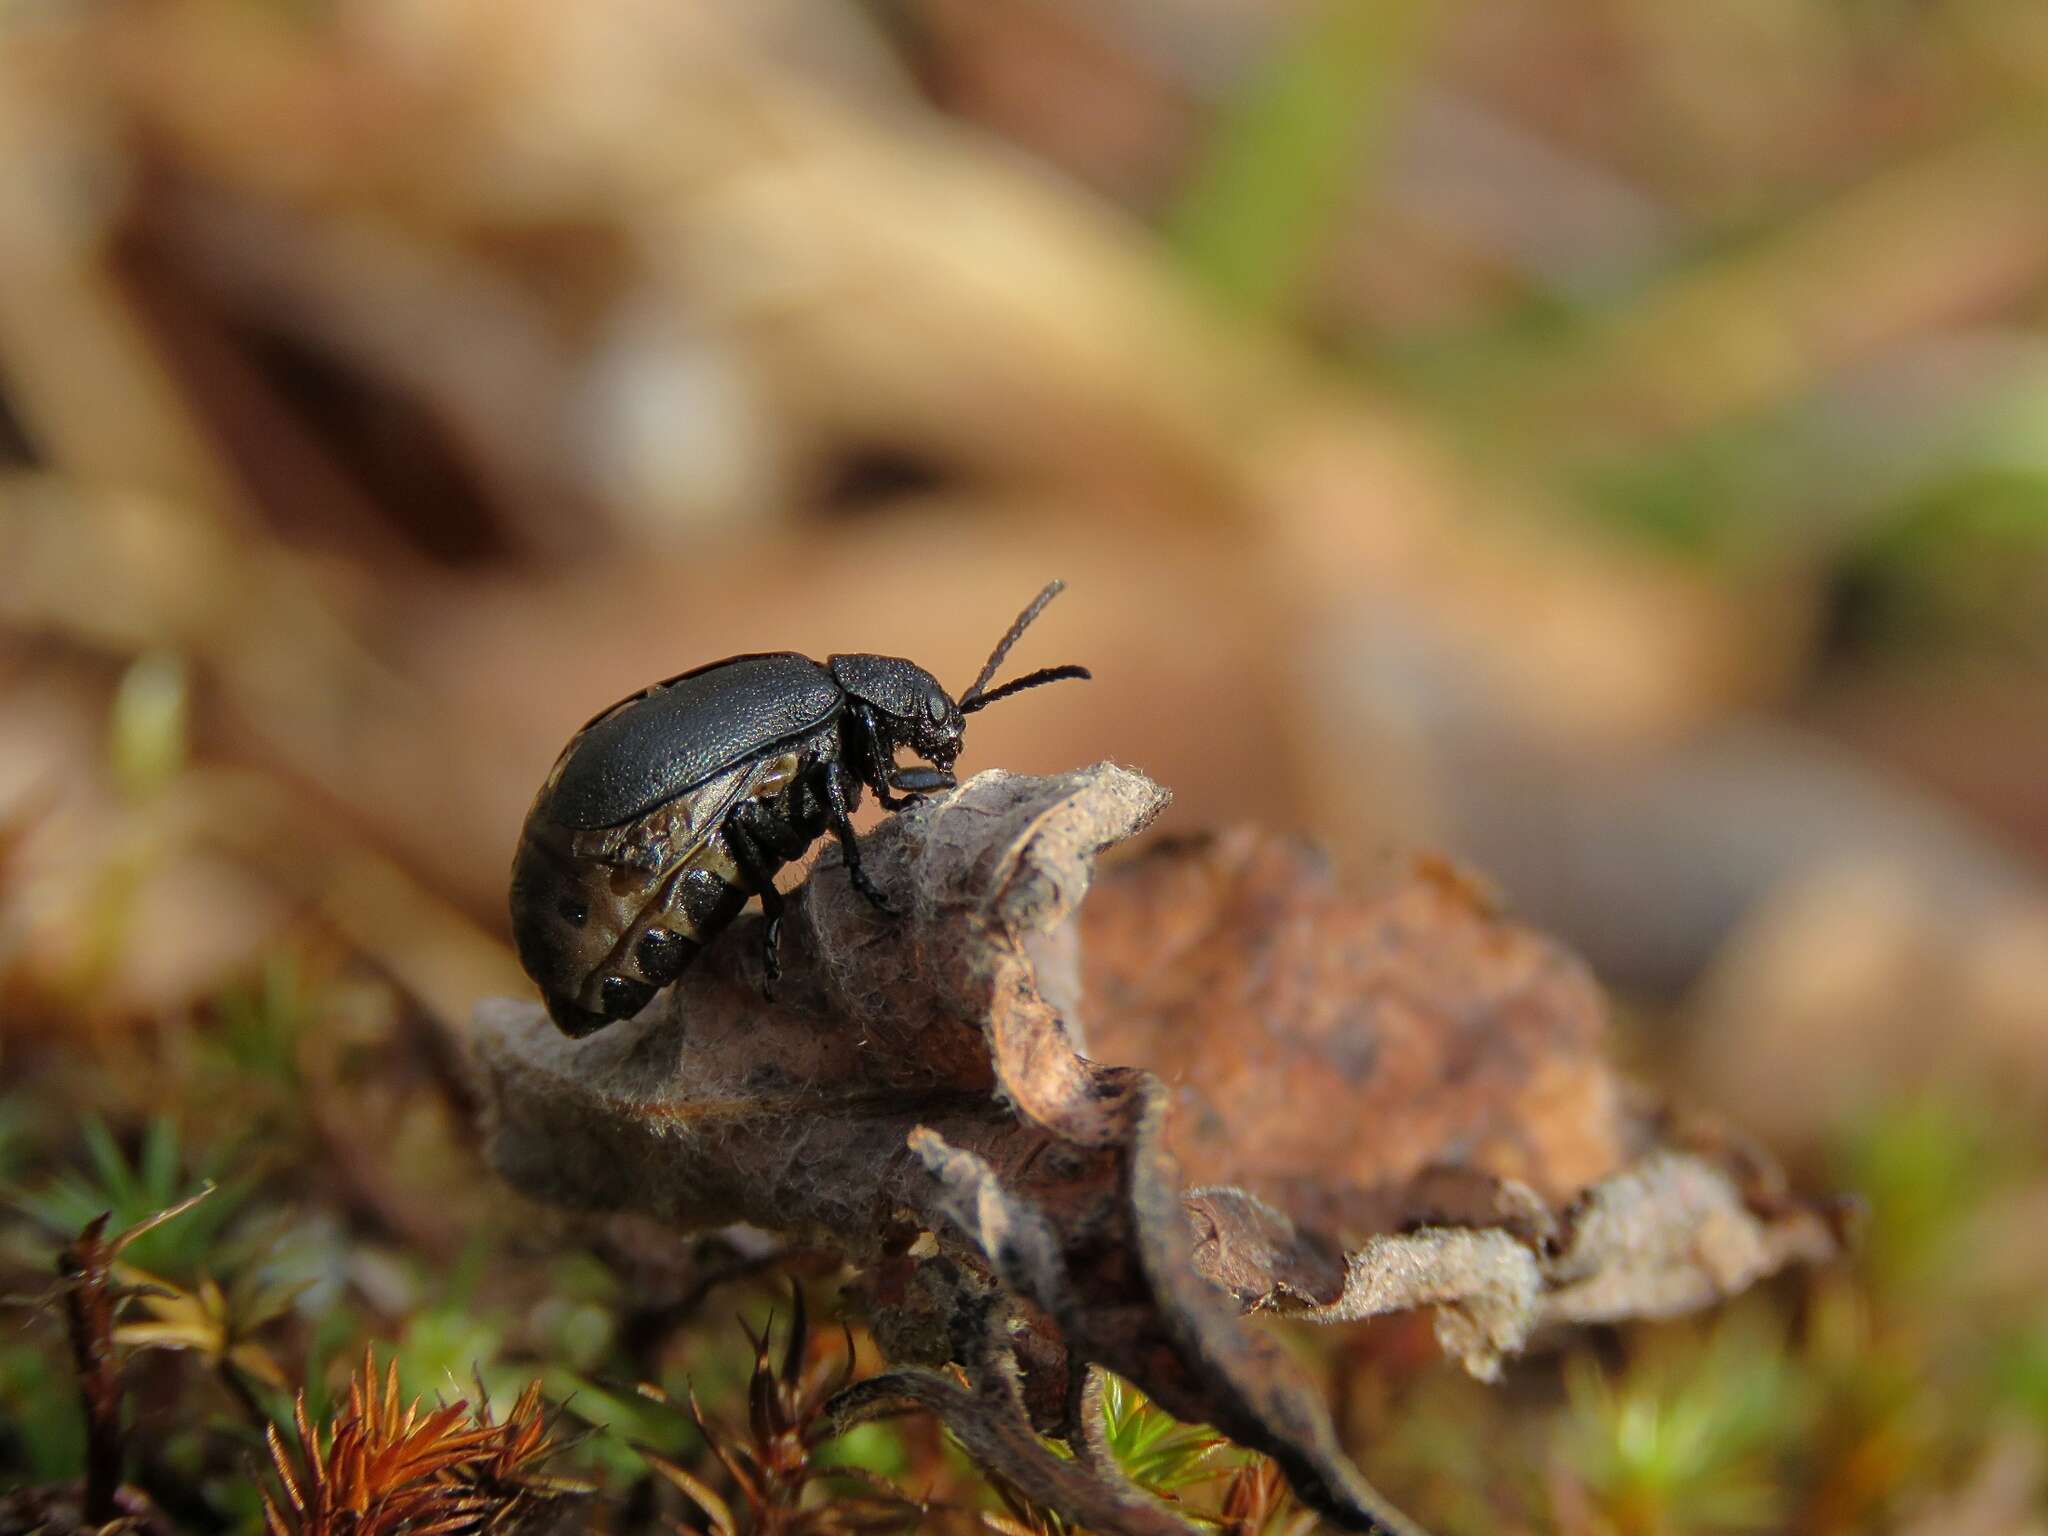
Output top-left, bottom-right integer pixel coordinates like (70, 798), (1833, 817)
(510, 582), (1089, 1037)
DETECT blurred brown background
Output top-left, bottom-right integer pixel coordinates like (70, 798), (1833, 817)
(7, 0), (2047, 1138)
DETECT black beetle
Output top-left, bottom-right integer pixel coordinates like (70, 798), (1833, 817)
(509, 581), (1090, 1037)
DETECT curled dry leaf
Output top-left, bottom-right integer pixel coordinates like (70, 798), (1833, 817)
(471, 765), (1839, 1536)
(1076, 830), (1843, 1377)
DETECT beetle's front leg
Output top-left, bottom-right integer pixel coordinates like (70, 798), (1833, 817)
(873, 777), (944, 812)
(845, 705), (913, 813)
(824, 761), (895, 914)
(885, 765), (954, 808)
(843, 700), (909, 811)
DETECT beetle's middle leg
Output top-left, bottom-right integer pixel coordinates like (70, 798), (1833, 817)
(824, 761), (895, 915)
(724, 803), (802, 980)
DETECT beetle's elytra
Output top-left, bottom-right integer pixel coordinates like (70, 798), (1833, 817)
(509, 581), (1090, 1037)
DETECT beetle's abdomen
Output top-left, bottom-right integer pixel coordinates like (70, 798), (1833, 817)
(508, 818), (617, 1034)
(619, 861), (745, 997)
(509, 749), (821, 1037)
(654, 862), (747, 959)
(543, 654), (840, 831)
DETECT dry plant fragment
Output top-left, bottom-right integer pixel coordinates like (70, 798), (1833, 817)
(642, 1285), (926, 1536)
(1, 1188), (219, 1531)
(472, 765), (1840, 1536)
(109, 1262), (297, 1422)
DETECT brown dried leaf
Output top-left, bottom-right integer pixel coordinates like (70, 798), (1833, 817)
(1070, 829), (1844, 1377)
(1078, 834), (1634, 1226)
(472, 765), (1838, 1536)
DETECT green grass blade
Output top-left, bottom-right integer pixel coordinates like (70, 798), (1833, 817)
(79, 1115), (139, 1212)
(1170, 0), (1433, 320)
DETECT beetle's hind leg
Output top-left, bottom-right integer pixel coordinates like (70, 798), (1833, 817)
(724, 803), (800, 981)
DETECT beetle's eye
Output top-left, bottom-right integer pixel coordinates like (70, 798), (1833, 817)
(926, 693), (948, 724)
(557, 894), (589, 928)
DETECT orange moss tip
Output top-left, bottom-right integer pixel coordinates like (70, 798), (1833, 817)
(261, 1349), (582, 1536)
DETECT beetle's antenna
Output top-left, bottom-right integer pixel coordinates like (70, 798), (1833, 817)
(961, 580), (1068, 706)
(958, 664), (1091, 715)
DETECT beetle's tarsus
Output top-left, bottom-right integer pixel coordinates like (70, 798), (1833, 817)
(852, 869), (896, 915)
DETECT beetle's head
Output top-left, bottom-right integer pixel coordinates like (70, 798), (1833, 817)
(829, 653), (966, 777)
(832, 581), (1091, 792)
